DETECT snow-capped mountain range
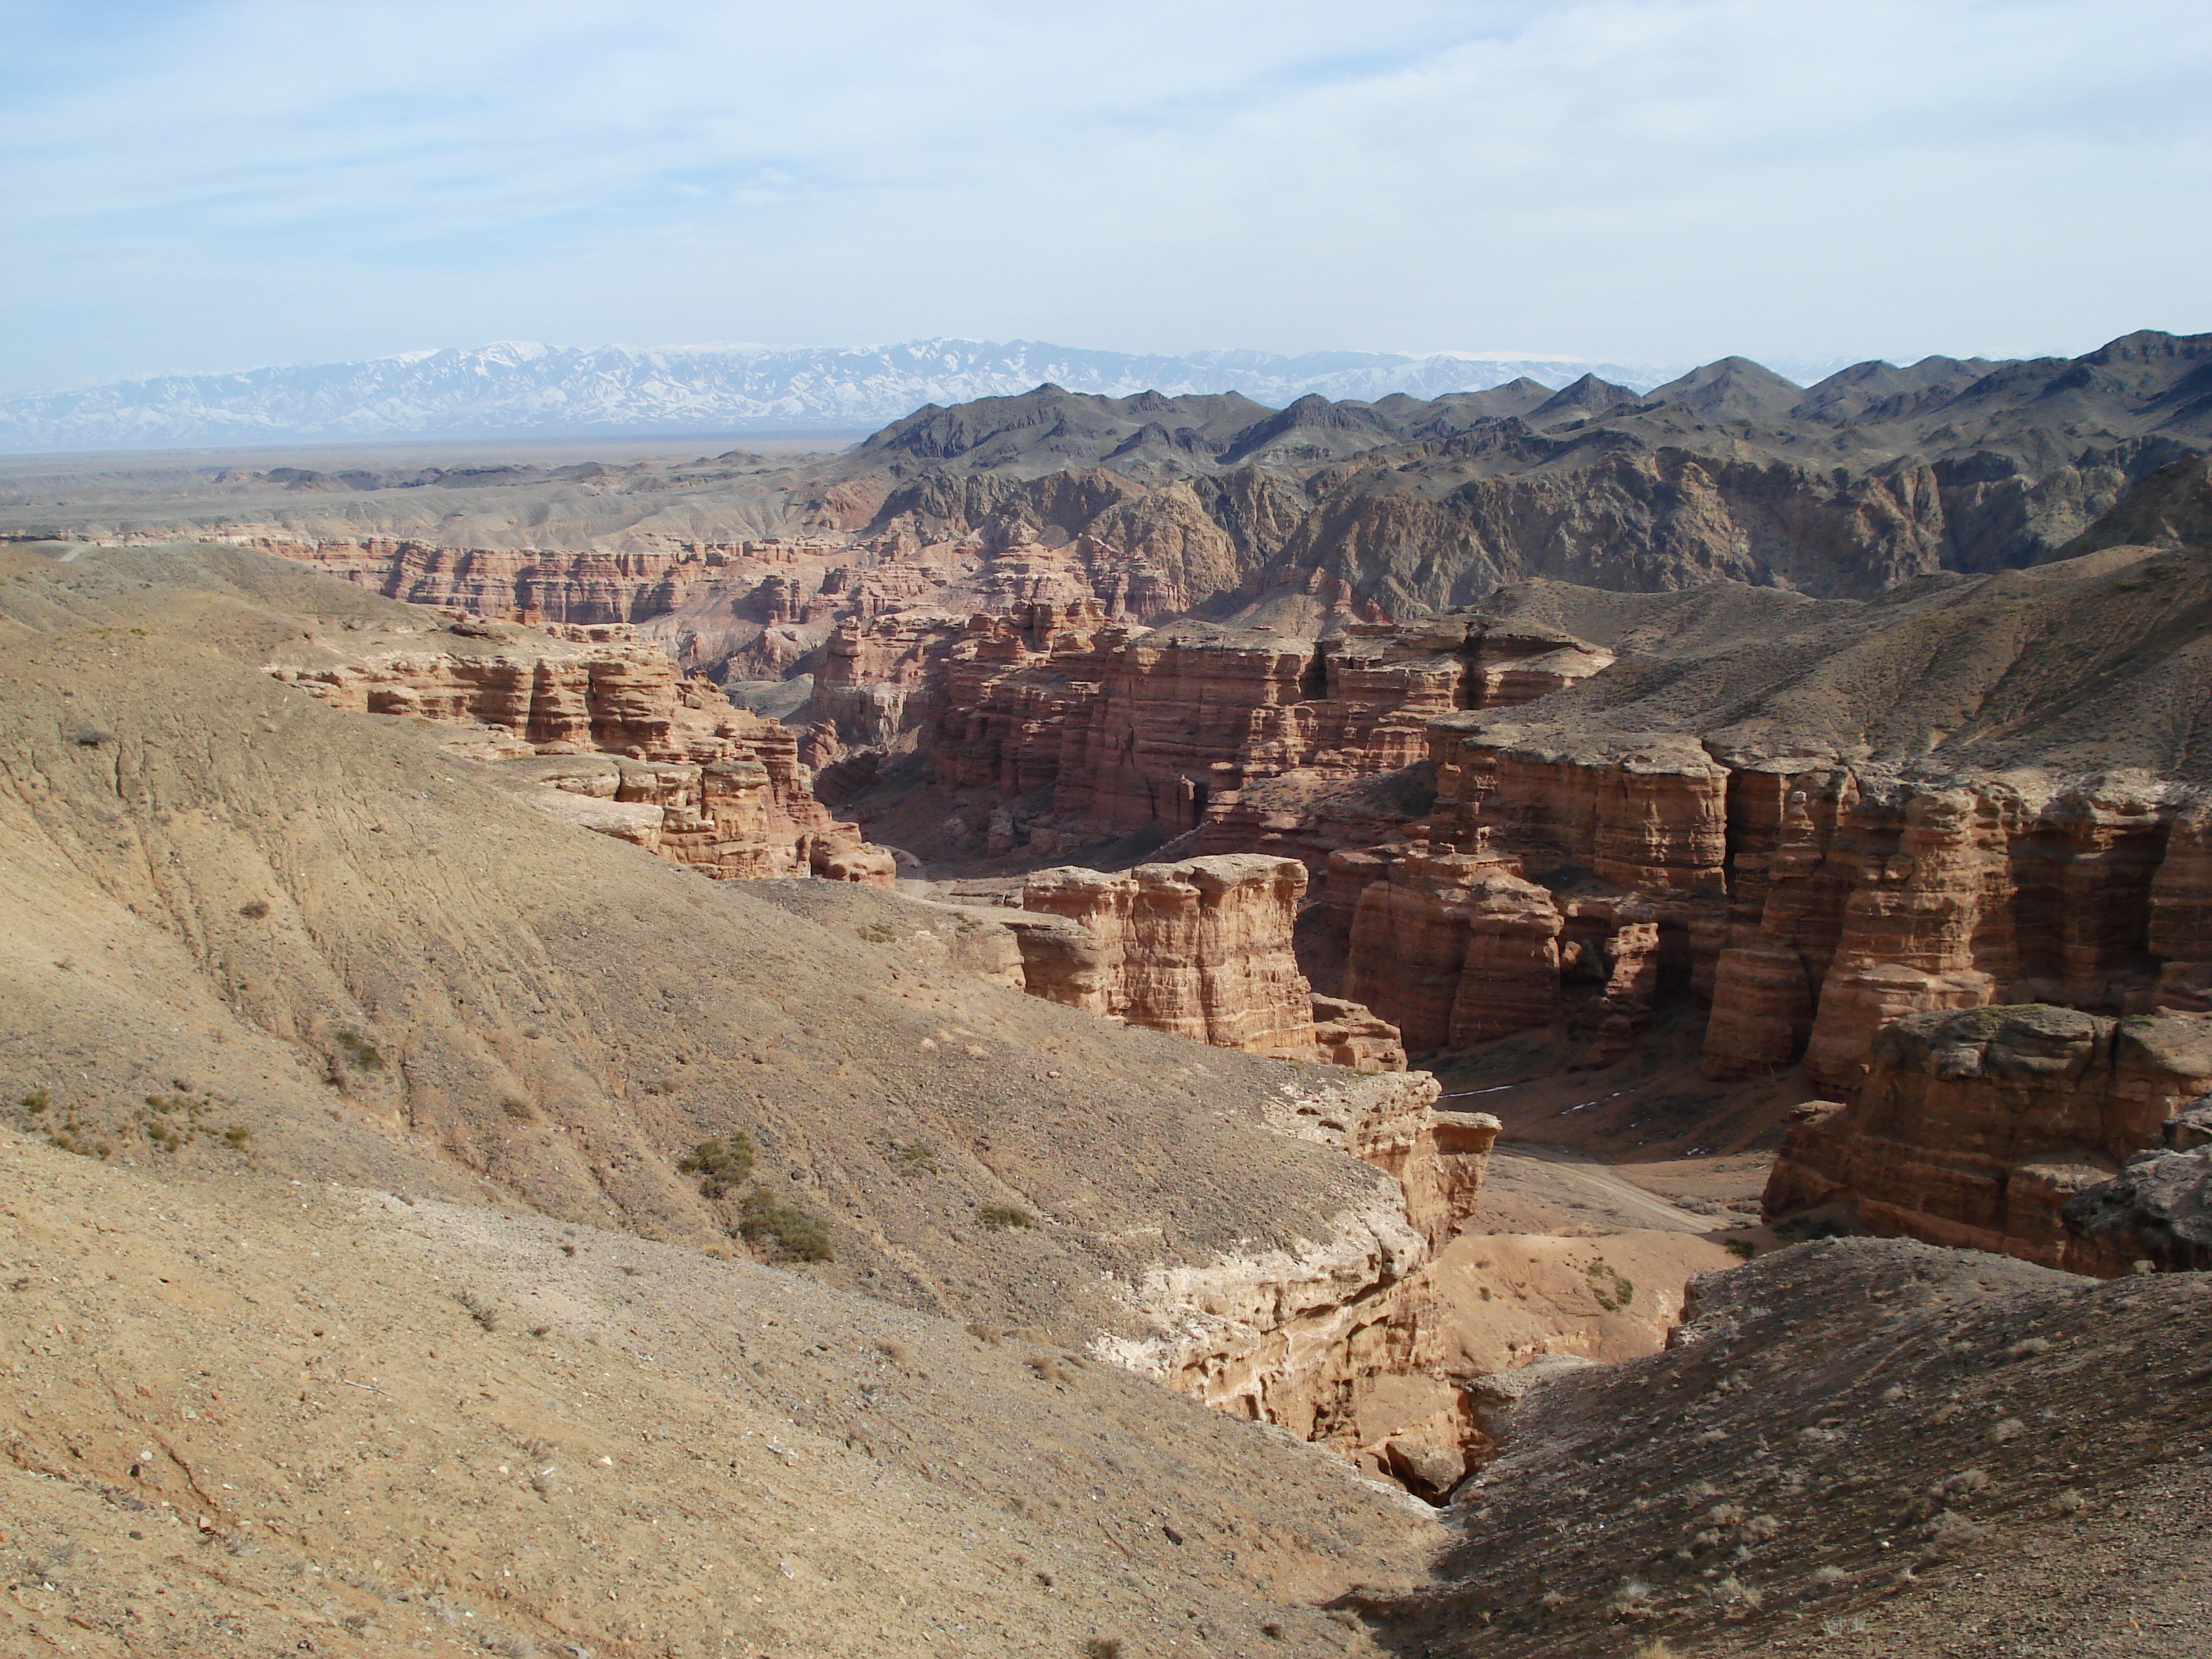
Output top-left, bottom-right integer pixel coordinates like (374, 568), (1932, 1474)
(0, 339), (1681, 452)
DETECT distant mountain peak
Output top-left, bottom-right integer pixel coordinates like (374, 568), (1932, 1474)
(0, 338), (1679, 454)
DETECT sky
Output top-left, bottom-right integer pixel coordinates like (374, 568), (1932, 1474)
(4, 0), (2210, 392)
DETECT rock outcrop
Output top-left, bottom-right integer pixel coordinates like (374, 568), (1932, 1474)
(1763, 1003), (2212, 1269)
(915, 606), (1611, 856)
(266, 617), (893, 885)
(2062, 1102), (2212, 1274)
(1020, 855), (1359, 1062)
(1101, 1070), (1506, 1485)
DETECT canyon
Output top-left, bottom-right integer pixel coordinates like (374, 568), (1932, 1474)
(4, 352), (2211, 1655)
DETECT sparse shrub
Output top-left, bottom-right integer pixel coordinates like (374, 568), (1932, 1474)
(457, 1292), (500, 1332)
(739, 1190), (832, 1262)
(222, 1123), (251, 1149)
(500, 1097), (534, 1123)
(855, 921), (899, 943)
(238, 899), (271, 920)
(74, 729), (114, 747)
(889, 1138), (938, 1175)
(1633, 1642), (1681, 1659)
(678, 1132), (755, 1198)
(19, 1090), (48, 1116)
(1083, 1640), (1123, 1659)
(1586, 1259), (1635, 1312)
(1820, 1614), (1869, 1637)
(876, 1339), (910, 1365)
(1725, 1237), (1758, 1261)
(979, 1204), (1034, 1230)
(333, 1029), (385, 1071)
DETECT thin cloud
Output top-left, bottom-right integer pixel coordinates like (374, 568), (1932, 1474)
(1, 0), (2207, 390)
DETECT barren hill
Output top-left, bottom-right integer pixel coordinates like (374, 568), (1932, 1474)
(0, 541), (1411, 1352)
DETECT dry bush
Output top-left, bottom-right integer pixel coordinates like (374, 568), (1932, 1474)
(677, 1132), (755, 1197)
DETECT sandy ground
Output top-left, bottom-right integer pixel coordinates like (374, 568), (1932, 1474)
(0, 1133), (1438, 1659)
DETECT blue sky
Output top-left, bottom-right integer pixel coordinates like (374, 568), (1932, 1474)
(4, 0), (2209, 390)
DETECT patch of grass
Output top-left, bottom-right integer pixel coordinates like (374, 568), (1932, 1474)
(739, 1190), (832, 1262)
(677, 1132), (755, 1198)
(979, 1204), (1035, 1230)
(855, 921), (899, 944)
(333, 1029), (385, 1071)
(889, 1138), (939, 1175)
(1586, 1259), (1635, 1312)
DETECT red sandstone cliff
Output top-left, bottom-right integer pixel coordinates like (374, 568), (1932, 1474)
(265, 618), (893, 886)
(1017, 854), (1404, 1069)
(1762, 1003), (2212, 1270)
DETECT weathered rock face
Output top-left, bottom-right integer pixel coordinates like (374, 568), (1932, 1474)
(1310, 994), (1410, 1074)
(265, 619), (893, 886)
(1102, 1070), (1505, 1485)
(269, 618), (737, 760)
(1303, 711), (2212, 1073)
(928, 600), (1141, 798)
(916, 608), (1612, 858)
(1341, 849), (1564, 1054)
(1020, 855), (1325, 1058)
(1763, 1004), (2212, 1269)
(2062, 1097), (2212, 1274)
(799, 607), (965, 765)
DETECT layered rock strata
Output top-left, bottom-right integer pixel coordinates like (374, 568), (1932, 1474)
(1304, 711), (2212, 1071)
(1019, 854), (1401, 1064)
(1100, 1071), (1506, 1479)
(266, 618), (892, 885)
(920, 607), (1611, 853)
(1762, 1003), (2212, 1269)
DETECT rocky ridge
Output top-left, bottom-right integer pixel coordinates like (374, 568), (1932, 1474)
(261, 611), (895, 885)
(10, 332), (2210, 673)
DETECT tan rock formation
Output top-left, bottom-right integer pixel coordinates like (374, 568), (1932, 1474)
(266, 618), (893, 886)
(1340, 848), (1564, 1054)
(1763, 1003), (2212, 1269)
(1310, 994), (1409, 1073)
(1020, 855), (1321, 1058)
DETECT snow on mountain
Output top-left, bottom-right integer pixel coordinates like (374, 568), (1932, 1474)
(0, 339), (1675, 452)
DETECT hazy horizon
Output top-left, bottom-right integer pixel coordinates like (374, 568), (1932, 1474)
(6, 1), (2208, 392)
